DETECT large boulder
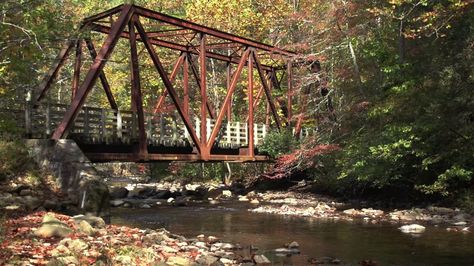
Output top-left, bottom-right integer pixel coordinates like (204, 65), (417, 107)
(34, 214), (73, 238)
(151, 190), (172, 199)
(72, 214), (106, 228)
(78, 220), (95, 236)
(137, 187), (156, 198)
(109, 187), (128, 199)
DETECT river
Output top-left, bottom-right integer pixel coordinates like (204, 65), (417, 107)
(111, 201), (474, 265)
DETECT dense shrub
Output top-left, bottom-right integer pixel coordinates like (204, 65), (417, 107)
(259, 129), (300, 158)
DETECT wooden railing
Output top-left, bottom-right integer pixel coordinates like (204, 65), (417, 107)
(5, 102), (313, 148)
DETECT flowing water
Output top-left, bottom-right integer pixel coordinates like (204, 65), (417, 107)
(111, 202), (474, 265)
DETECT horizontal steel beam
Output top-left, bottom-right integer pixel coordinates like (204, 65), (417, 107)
(82, 5), (124, 24)
(90, 23), (276, 72)
(133, 5), (295, 56)
(85, 152), (270, 162)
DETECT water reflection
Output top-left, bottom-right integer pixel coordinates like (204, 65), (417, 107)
(111, 203), (474, 265)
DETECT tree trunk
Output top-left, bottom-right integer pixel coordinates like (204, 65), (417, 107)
(348, 40), (365, 97)
(399, 20), (405, 64)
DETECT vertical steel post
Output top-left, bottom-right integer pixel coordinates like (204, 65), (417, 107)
(199, 33), (208, 156)
(247, 50), (254, 157)
(72, 40), (82, 101)
(287, 60), (293, 124)
(226, 62), (232, 121)
(183, 54), (189, 116)
(129, 15), (148, 159)
(266, 73), (272, 126)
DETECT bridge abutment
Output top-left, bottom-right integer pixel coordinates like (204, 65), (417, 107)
(25, 139), (110, 219)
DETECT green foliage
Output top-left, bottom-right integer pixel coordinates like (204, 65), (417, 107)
(321, 2), (474, 201)
(259, 129), (300, 158)
(416, 166), (472, 196)
(176, 163), (224, 181)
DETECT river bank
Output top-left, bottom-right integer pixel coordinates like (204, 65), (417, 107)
(2, 180), (473, 265)
(108, 181), (473, 233)
(0, 211), (259, 265)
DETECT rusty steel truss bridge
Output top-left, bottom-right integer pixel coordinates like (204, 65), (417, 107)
(23, 4), (316, 163)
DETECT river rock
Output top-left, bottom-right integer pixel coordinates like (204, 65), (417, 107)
(3, 205), (21, 210)
(185, 184), (201, 191)
(453, 213), (471, 222)
(208, 235), (219, 243)
(361, 208), (384, 217)
(274, 247), (300, 254)
(142, 232), (166, 244)
(153, 190), (172, 199)
(195, 241), (207, 249)
(34, 214), (72, 238)
(162, 246), (179, 253)
(110, 187), (128, 199)
(287, 241), (299, 249)
(48, 256), (80, 266)
(78, 220), (95, 236)
(110, 199), (125, 207)
(343, 208), (361, 216)
(9, 184), (30, 194)
(399, 224), (426, 234)
(246, 191), (256, 197)
(428, 206), (455, 214)
(139, 203), (151, 209)
(253, 254), (271, 265)
(196, 254), (219, 265)
(19, 188), (33, 196)
(238, 196), (249, 202)
(166, 256), (191, 265)
(60, 238), (88, 253)
(220, 257), (233, 264)
(222, 190), (232, 198)
(73, 214), (106, 228)
(222, 243), (235, 250)
(175, 196), (190, 206)
(43, 199), (58, 210)
(137, 187), (156, 198)
(22, 195), (42, 210)
(250, 199), (260, 205)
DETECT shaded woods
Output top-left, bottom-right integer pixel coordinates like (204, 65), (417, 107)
(0, 1), (473, 207)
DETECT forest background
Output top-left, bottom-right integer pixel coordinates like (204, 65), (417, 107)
(1, 0), (473, 207)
